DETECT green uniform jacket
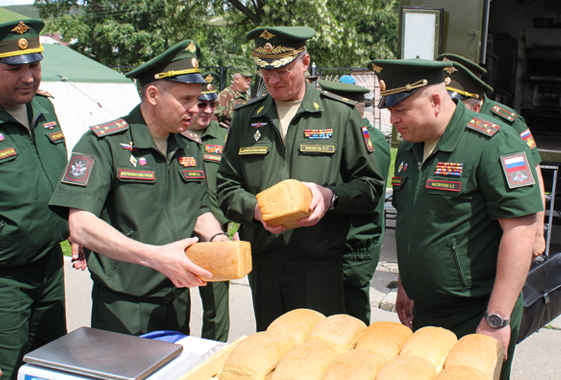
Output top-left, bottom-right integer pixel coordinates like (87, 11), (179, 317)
(480, 95), (541, 166)
(217, 83), (384, 271)
(49, 105), (211, 297)
(392, 100), (543, 313)
(188, 120), (230, 226)
(344, 119), (391, 259)
(0, 94), (69, 267)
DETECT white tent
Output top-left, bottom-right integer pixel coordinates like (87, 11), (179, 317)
(39, 39), (141, 153)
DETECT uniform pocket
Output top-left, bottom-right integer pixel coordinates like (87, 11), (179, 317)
(451, 239), (469, 288)
(46, 130), (66, 144)
(0, 146), (18, 164)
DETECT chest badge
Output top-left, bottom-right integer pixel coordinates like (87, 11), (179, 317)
(120, 142), (140, 151)
(435, 162), (463, 177)
(254, 129), (261, 142)
(129, 155), (137, 167)
(205, 144), (223, 154)
(43, 121), (57, 129)
(304, 129), (333, 140)
(139, 157), (147, 166)
(0, 133), (4, 142)
(178, 156), (197, 167)
(251, 122), (267, 128)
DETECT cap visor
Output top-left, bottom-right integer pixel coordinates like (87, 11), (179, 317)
(198, 92), (218, 101)
(0, 53), (43, 65)
(168, 73), (207, 84)
(379, 89), (419, 109)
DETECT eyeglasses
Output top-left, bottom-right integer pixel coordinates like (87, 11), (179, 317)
(260, 66), (297, 79)
(197, 101), (219, 109)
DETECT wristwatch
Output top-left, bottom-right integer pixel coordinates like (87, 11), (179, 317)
(484, 312), (510, 329)
(328, 188), (338, 210)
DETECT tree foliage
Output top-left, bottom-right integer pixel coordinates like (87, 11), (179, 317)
(34, 0), (399, 70)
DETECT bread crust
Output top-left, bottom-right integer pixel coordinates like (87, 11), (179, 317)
(305, 314), (367, 353)
(400, 326), (457, 373)
(320, 349), (386, 380)
(266, 308), (325, 344)
(185, 241), (252, 282)
(444, 334), (505, 380)
(355, 321), (412, 361)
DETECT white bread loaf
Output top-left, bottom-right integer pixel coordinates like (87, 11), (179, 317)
(320, 349), (386, 380)
(444, 334), (505, 380)
(355, 321), (412, 361)
(399, 326), (457, 373)
(305, 314), (367, 353)
(266, 308), (326, 344)
(185, 241), (251, 282)
(256, 179), (312, 230)
(376, 354), (437, 380)
(219, 331), (295, 380)
(270, 341), (340, 380)
(434, 366), (488, 380)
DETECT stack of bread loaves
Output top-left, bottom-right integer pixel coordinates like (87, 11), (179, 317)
(256, 179), (313, 230)
(216, 309), (504, 380)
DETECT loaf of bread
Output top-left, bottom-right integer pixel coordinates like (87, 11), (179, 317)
(185, 241), (252, 282)
(266, 308), (325, 344)
(219, 331), (295, 380)
(270, 341), (340, 380)
(355, 321), (412, 361)
(376, 354), (437, 380)
(256, 179), (313, 230)
(444, 334), (505, 380)
(305, 314), (367, 353)
(434, 366), (488, 380)
(320, 349), (386, 380)
(399, 326), (457, 373)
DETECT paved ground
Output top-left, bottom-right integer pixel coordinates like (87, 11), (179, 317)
(64, 225), (561, 379)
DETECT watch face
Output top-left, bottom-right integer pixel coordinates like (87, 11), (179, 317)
(487, 313), (503, 328)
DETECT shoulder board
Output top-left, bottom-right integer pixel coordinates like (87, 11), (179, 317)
(491, 104), (518, 123)
(219, 121), (230, 130)
(467, 116), (501, 137)
(320, 90), (357, 106)
(233, 93), (268, 110)
(180, 130), (203, 144)
(36, 89), (54, 98)
(90, 119), (129, 138)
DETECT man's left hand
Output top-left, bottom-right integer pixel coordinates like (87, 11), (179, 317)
(476, 318), (510, 361)
(69, 236), (87, 271)
(296, 182), (333, 227)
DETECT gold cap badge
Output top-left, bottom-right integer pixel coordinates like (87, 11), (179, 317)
(11, 21), (31, 35)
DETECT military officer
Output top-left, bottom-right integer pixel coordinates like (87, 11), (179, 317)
(370, 58), (542, 380)
(437, 53), (546, 258)
(0, 19), (70, 380)
(49, 40), (228, 336)
(184, 71), (231, 342)
(318, 80), (391, 324)
(216, 64), (253, 126)
(217, 26), (384, 331)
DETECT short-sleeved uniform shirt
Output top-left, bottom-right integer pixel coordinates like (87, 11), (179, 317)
(49, 105), (210, 297)
(0, 93), (69, 267)
(216, 83), (385, 271)
(392, 100), (543, 313)
(344, 119), (391, 259)
(481, 95), (541, 166)
(183, 120), (230, 225)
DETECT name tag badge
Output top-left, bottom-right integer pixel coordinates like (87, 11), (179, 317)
(299, 144), (335, 154)
(426, 179), (461, 192)
(48, 130), (65, 142)
(239, 146), (269, 155)
(182, 170), (205, 180)
(118, 169), (155, 181)
(391, 177), (402, 187)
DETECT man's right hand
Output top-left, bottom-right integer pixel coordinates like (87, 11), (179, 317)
(396, 278), (414, 329)
(254, 204), (286, 234)
(146, 237), (212, 288)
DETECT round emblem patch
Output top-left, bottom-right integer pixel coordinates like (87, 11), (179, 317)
(444, 77), (451, 85)
(18, 38), (28, 50)
(207, 84), (212, 91)
(192, 58), (199, 69)
(379, 79), (386, 91)
(265, 43), (273, 53)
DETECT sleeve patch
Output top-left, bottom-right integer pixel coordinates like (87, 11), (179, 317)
(520, 128), (537, 150)
(500, 152), (536, 189)
(362, 126), (375, 152)
(61, 152), (96, 186)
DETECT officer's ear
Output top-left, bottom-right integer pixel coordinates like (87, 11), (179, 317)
(430, 91), (443, 116)
(144, 84), (160, 106)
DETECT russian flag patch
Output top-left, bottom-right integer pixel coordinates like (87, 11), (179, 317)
(500, 152), (535, 189)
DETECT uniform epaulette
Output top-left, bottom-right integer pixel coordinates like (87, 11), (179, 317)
(320, 90), (358, 106)
(233, 93), (268, 110)
(90, 119), (129, 138)
(36, 89), (54, 98)
(490, 104), (519, 123)
(219, 121), (230, 130)
(180, 130), (203, 144)
(467, 116), (501, 137)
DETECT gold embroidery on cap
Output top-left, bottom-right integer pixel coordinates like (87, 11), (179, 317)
(204, 74), (213, 83)
(12, 21), (31, 35)
(444, 66), (457, 75)
(371, 64), (383, 74)
(260, 30), (276, 40)
(186, 41), (197, 53)
(18, 38), (28, 50)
